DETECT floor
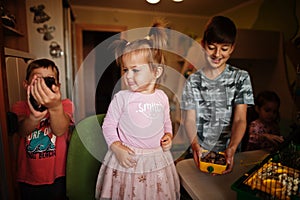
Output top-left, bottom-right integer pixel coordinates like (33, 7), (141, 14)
(180, 186), (193, 200)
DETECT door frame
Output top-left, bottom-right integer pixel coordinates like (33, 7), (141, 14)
(73, 24), (127, 120)
(74, 23), (127, 70)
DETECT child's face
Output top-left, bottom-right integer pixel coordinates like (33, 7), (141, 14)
(24, 67), (58, 88)
(202, 42), (234, 70)
(256, 102), (279, 123)
(122, 53), (158, 94)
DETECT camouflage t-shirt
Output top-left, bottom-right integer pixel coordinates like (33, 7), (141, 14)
(181, 64), (254, 152)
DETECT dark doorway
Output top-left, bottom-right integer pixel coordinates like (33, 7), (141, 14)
(82, 30), (121, 114)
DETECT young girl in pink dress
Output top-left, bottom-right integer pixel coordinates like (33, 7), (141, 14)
(95, 20), (180, 199)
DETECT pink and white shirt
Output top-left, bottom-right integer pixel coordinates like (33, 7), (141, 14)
(102, 89), (172, 149)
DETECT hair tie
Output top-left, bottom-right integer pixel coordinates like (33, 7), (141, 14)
(145, 35), (151, 40)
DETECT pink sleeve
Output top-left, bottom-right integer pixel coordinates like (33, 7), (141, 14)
(102, 93), (123, 147)
(163, 95), (173, 135)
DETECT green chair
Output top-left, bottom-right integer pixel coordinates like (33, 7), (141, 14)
(66, 114), (107, 200)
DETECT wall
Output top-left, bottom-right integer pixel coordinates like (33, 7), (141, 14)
(71, 0), (300, 133)
(71, 1), (263, 119)
(228, 0), (300, 134)
(72, 6), (206, 37)
(71, 0), (264, 39)
(26, 0), (67, 98)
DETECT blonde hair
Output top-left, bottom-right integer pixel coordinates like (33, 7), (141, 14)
(111, 19), (168, 73)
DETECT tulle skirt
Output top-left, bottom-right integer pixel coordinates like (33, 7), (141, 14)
(95, 146), (180, 200)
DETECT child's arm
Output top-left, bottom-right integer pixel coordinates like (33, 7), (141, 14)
(32, 77), (71, 136)
(183, 109), (202, 167)
(223, 104), (247, 174)
(48, 101), (71, 137)
(110, 141), (136, 168)
(15, 83), (48, 137)
(161, 92), (174, 151)
(262, 133), (284, 145)
(247, 122), (283, 150)
(161, 132), (172, 151)
(102, 92), (136, 168)
(16, 76), (71, 137)
(17, 114), (45, 137)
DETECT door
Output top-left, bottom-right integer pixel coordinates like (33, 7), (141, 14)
(74, 24), (126, 118)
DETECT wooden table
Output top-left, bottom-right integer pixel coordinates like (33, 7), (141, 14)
(176, 150), (269, 200)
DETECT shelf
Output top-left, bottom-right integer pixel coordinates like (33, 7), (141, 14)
(3, 25), (24, 36)
(4, 48), (35, 60)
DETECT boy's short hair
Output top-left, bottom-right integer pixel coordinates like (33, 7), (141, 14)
(203, 15), (237, 44)
(26, 59), (59, 82)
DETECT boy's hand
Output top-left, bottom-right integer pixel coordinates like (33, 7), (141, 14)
(223, 147), (235, 174)
(27, 83), (47, 120)
(191, 142), (202, 167)
(161, 133), (172, 151)
(110, 141), (136, 168)
(30, 76), (62, 111)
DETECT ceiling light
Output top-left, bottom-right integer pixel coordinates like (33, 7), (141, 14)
(173, 0), (183, 2)
(146, 0), (160, 4)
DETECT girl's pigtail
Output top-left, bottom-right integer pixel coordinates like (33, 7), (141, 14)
(109, 39), (128, 66)
(148, 18), (168, 50)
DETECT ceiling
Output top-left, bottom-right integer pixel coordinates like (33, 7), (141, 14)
(69, 0), (254, 17)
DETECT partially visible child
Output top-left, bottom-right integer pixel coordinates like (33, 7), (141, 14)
(246, 90), (284, 151)
(12, 59), (74, 200)
(95, 20), (180, 199)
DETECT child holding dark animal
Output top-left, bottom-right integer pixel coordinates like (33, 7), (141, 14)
(12, 58), (74, 200)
